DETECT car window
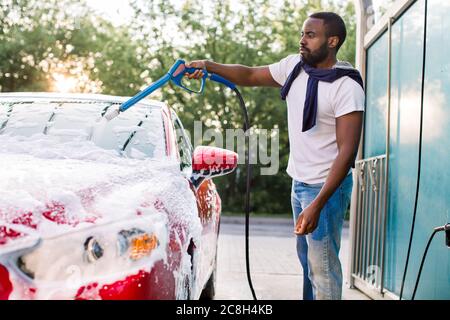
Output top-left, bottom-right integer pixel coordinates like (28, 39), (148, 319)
(171, 111), (193, 175)
(0, 100), (165, 160)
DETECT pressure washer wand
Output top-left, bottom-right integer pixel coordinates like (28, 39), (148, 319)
(104, 74), (171, 121)
(104, 59), (235, 121)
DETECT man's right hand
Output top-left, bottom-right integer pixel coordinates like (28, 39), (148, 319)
(185, 60), (208, 79)
(183, 60), (280, 88)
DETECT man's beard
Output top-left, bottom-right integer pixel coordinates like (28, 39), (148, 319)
(301, 41), (329, 67)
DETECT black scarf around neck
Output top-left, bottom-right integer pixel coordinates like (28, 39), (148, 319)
(280, 59), (364, 132)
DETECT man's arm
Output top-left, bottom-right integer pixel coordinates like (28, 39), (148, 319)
(185, 60), (281, 87)
(295, 111), (363, 235)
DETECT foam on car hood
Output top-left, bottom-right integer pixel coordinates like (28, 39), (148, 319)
(0, 133), (202, 249)
(0, 133), (203, 299)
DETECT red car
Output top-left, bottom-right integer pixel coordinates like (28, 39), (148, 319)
(0, 93), (237, 300)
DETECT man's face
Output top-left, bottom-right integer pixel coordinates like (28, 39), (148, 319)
(299, 18), (330, 66)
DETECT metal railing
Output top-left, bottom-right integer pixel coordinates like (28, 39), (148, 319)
(351, 154), (388, 297)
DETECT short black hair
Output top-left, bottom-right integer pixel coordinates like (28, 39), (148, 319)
(309, 12), (346, 52)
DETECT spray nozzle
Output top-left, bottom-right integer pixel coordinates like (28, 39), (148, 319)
(103, 106), (121, 121)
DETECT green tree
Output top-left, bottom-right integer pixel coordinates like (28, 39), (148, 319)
(0, 0), (142, 95)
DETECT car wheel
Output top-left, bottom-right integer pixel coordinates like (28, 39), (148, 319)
(200, 252), (217, 300)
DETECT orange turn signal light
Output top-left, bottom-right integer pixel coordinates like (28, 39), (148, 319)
(130, 234), (159, 260)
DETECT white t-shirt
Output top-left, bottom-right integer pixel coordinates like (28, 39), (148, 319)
(269, 54), (365, 184)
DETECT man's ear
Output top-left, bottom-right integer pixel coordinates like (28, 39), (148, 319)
(328, 36), (339, 49)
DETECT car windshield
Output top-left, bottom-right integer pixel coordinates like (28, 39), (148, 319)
(0, 98), (166, 160)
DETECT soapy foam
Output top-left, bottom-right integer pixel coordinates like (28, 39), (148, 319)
(0, 128), (202, 299)
(90, 117), (109, 145)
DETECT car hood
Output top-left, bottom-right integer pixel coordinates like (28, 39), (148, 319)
(0, 147), (201, 252)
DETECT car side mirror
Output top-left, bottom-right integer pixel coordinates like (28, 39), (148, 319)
(191, 146), (238, 185)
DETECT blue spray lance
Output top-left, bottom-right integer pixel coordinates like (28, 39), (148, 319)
(103, 59), (257, 300)
(104, 59), (236, 121)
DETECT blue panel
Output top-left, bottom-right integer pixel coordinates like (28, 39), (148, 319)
(364, 33), (388, 158)
(403, 0), (450, 300)
(384, 0), (424, 295)
(362, 0), (450, 299)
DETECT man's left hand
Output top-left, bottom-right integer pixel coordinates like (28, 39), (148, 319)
(294, 203), (322, 235)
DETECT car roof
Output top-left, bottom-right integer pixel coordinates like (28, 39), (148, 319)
(0, 92), (167, 109)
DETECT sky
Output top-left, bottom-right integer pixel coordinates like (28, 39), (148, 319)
(85, 0), (395, 26)
(86, 0), (134, 26)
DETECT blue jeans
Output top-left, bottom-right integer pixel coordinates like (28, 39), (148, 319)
(291, 174), (353, 300)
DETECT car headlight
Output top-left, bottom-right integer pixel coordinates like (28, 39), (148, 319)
(7, 215), (167, 287)
(84, 237), (104, 263)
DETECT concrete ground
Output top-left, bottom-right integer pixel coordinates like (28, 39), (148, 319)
(214, 215), (370, 300)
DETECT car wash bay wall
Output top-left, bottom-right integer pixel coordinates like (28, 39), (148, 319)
(363, 0), (449, 299)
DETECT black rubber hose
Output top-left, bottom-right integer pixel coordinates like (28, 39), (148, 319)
(232, 87), (257, 300)
(411, 229), (438, 300)
(399, 0), (428, 300)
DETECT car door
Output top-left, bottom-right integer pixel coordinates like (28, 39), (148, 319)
(171, 112), (220, 294)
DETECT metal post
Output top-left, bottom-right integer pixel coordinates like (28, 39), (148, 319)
(349, 0), (371, 288)
(380, 17), (393, 295)
(352, 165), (362, 279)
